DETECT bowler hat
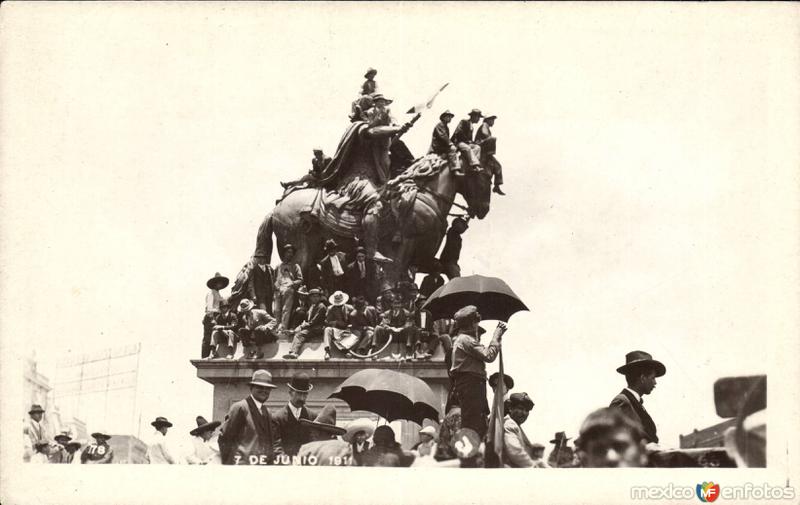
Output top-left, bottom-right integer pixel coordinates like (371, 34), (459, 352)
(189, 416), (221, 437)
(206, 272), (229, 290)
(28, 404), (45, 415)
(238, 298), (255, 313)
(299, 404), (346, 436)
(364, 67), (377, 79)
(439, 109), (455, 121)
(249, 369), (277, 389)
(549, 431), (571, 444)
(488, 372), (515, 391)
(151, 416), (173, 429)
(343, 418), (375, 443)
(287, 371), (314, 393)
(324, 238), (338, 251)
(468, 108), (483, 118)
(329, 290), (349, 307)
(505, 392), (534, 411)
(616, 350), (666, 377)
(371, 93), (393, 105)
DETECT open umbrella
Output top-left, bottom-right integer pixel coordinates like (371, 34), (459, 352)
(329, 369), (440, 425)
(421, 274), (529, 322)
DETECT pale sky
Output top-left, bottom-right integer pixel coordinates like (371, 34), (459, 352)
(2, 1), (799, 490)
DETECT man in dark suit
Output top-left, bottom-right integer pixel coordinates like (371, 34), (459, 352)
(272, 372), (315, 457)
(318, 239), (348, 296)
(374, 297), (414, 360)
(428, 110), (461, 174)
(609, 350), (665, 445)
(474, 113), (504, 195)
(284, 288), (327, 359)
(345, 247), (378, 303)
(248, 254), (274, 312)
(218, 370), (281, 465)
(450, 108), (483, 172)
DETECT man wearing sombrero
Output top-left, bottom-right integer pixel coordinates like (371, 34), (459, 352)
(202, 272), (229, 358)
(146, 416), (177, 464)
(294, 405), (352, 466)
(272, 372), (315, 457)
(609, 350), (666, 444)
(187, 416), (222, 465)
(323, 290), (355, 360)
(81, 429), (114, 464)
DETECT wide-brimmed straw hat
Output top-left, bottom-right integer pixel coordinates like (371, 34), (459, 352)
(238, 298), (255, 313)
(468, 108), (483, 118)
(206, 272), (229, 290)
(91, 429), (111, 440)
(615, 350), (666, 377)
(439, 109), (455, 121)
(371, 93), (393, 105)
(343, 418), (375, 443)
(189, 416), (221, 436)
(329, 290), (349, 307)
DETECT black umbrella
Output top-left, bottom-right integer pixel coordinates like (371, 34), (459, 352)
(421, 274), (529, 322)
(329, 369), (440, 425)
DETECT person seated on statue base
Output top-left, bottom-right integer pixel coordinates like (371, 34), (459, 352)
(451, 109), (484, 174)
(322, 291), (355, 360)
(289, 287), (309, 330)
(237, 299), (280, 360)
(349, 295), (380, 358)
(374, 297), (414, 361)
(210, 298), (241, 359)
(280, 148), (331, 192)
(283, 288), (327, 360)
(411, 294), (436, 360)
(428, 109), (462, 175)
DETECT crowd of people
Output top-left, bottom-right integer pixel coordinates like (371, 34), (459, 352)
(202, 219), (469, 361)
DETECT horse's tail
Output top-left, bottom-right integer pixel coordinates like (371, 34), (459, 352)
(255, 212), (274, 263)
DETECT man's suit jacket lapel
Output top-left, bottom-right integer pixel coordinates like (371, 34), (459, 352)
(245, 397), (270, 443)
(620, 389), (658, 443)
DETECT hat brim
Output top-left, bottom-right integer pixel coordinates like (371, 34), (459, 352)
(343, 421), (375, 443)
(206, 277), (229, 290)
(616, 359), (666, 377)
(329, 296), (349, 306)
(91, 433), (111, 439)
(55, 436), (72, 443)
(28, 409), (45, 414)
(550, 437), (572, 444)
(287, 383), (314, 393)
(250, 380), (278, 389)
(151, 421), (173, 428)
(190, 420), (221, 436)
(488, 373), (515, 390)
(364, 71), (377, 78)
(299, 419), (347, 436)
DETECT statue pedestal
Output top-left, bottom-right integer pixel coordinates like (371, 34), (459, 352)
(190, 358), (450, 449)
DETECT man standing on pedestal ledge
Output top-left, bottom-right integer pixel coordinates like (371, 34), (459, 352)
(272, 372), (315, 457)
(273, 244), (304, 332)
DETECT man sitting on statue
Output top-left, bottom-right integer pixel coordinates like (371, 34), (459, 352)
(411, 293), (436, 359)
(451, 109), (484, 173)
(350, 294), (380, 357)
(210, 298), (241, 359)
(281, 148), (331, 192)
(237, 298), (280, 360)
(428, 109), (462, 175)
(283, 288), (327, 360)
(374, 296), (414, 361)
(322, 290), (355, 360)
(316, 93), (414, 263)
(475, 113), (505, 196)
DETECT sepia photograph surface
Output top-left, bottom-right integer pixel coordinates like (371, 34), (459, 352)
(1, 2), (798, 505)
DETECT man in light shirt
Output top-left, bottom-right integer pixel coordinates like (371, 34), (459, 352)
(273, 244), (304, 332)
(450, 109), (483, 172)
(318, 239), (347, 296)
(186, 416), (221, 465)
(146, 416), (177, 464)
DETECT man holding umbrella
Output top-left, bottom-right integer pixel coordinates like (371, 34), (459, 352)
(449, 305), (506, 440)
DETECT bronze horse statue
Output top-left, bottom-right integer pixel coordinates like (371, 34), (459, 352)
(254, 155), (492, 286)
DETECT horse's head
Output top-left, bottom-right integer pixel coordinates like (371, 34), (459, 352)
(460, 167), (492, 219)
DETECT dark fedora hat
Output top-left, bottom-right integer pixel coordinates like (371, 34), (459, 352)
(54, 431), (72, 443)
(488, 372), (515, 391)
(189, 416), (221, 436)
(150, 416), (173, 428)
(299, 404), (346, 436)
(28, 404), (45, 415)
(206, 272), (229, 290)
(287, 372), (313, 393)
(616, 350), (666, 377)
(550, 431), (571, 444)
(468, 108), (483, 118)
